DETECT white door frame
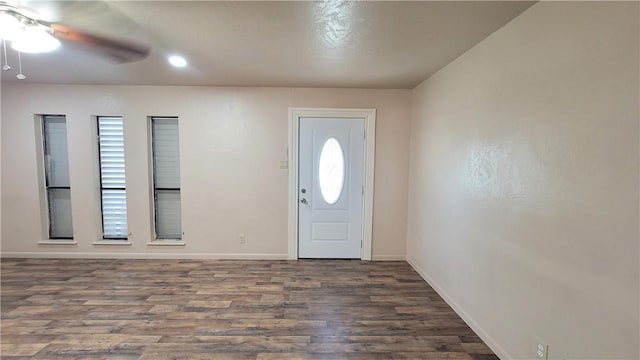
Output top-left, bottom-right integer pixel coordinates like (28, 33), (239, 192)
(288, 108), (376, 260)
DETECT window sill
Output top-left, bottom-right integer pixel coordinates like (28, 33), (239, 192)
(38, 240), (78, 245)
(147, 241), (185, 246)
(93, 240), (132, 246)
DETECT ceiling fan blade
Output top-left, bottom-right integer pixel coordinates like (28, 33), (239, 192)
(49, 23), (151, 63)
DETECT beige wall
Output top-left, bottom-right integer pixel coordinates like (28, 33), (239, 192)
(0, 82), (2, 248)
(1, 85), (410, 259)
(407, 2), (639, 359)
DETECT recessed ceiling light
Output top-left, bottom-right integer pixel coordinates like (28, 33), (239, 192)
(168, 55), (187, 68)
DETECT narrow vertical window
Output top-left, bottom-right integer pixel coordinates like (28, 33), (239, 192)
(151, 117), (182, 239)
(42, 115), (73, 239)
(98, 116), (127, 239)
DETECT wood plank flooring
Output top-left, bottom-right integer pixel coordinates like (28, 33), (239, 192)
(1, 259), (498, 359)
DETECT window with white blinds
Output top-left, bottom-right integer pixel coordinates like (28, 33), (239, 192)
(42, 115), (73, 239)
(98, 116), (128, 239)
(151, 117), (182, 239)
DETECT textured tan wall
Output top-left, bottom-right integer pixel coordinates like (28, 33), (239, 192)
(407, 2), (639, 359)
(1, 85), (410, 260)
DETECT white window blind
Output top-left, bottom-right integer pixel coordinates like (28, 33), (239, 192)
(151, 117), (182, 239)
(155, 190), (182, 239)
(98, 116), (127, 239)
(42, 115), (73, 239)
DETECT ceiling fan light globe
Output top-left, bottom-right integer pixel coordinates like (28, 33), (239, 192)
(11, 26), (60, 53)
(0, 13), (22, 41)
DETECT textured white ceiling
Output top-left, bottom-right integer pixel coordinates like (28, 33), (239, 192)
(1, 1), (535, 88)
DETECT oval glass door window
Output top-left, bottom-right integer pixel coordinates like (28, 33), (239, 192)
(318, 137), (345, 205)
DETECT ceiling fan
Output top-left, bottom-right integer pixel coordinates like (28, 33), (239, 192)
(0, 0), (151, 79)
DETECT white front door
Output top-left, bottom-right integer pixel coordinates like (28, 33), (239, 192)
(298, 117), (364, 258)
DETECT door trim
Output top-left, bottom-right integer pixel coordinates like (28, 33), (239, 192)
(288, 108), (376, 260)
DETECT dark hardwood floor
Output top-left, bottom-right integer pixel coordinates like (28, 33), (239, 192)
(1, 259), (498, 359)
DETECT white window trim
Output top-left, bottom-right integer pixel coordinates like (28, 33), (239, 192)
(147, 116), (184, 244)
(96, 116), (129, 241)
(35, 114), (75, 241)
(37, 240), (78, 245)
(146, 241), (186, 246)
(93, 240), (132, 246)
(287, 108), (376, 261)
(34, 115), (50, 242)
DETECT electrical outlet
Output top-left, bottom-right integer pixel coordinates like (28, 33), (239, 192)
(239, 234), (246, 245)
(536, 340), (548, 360)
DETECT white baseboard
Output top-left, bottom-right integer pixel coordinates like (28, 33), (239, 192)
(405, 256), (511, 360)
(371, 254), (406, 261)
(0, 252), (289, 260)
(1, 252), (403, 261)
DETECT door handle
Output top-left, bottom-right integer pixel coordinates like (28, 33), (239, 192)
(300, 198), (308, 204)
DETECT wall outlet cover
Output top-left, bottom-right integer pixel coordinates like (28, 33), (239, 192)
(536, 339), (548, 360)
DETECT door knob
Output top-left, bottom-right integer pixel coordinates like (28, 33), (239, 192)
(300, 198), (308, 204)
